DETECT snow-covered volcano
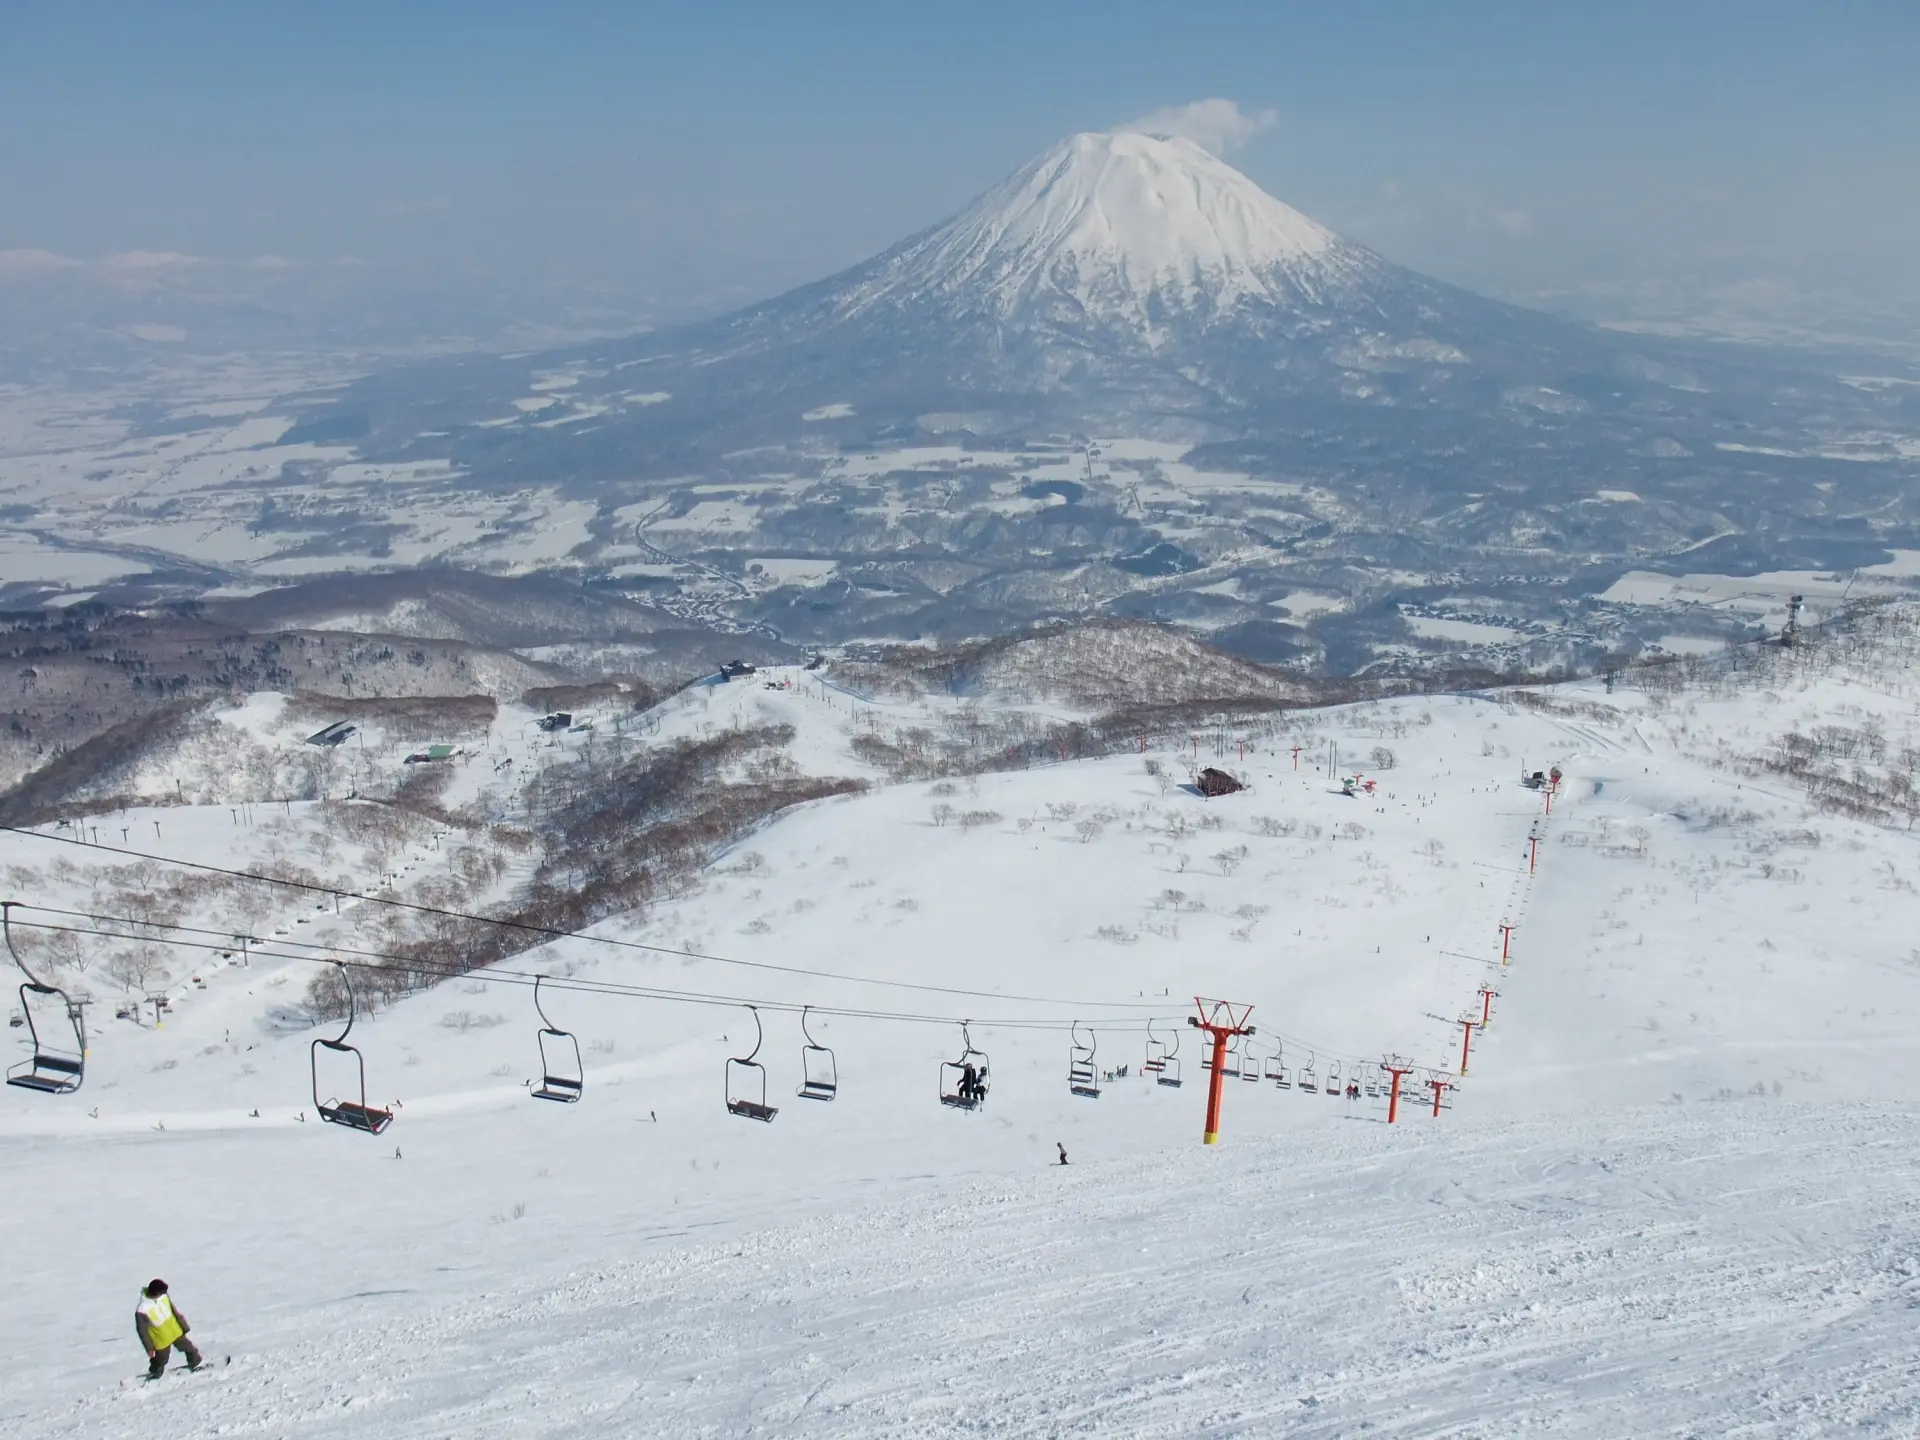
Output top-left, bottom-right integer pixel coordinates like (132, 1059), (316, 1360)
(832, 131), (1380, 335)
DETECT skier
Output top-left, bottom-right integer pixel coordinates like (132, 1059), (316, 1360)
(959, 1062), (981, 1105)
(1056, 1142), (1069, 1166)
(136, 1279), (203, 1379)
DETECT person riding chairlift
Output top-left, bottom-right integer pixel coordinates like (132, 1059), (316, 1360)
(960, 1061), (984, 1105)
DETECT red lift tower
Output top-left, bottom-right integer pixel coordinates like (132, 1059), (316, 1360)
(1477, 983), (1499, 1027)
(1381, 1054), (1417, 1124)
(1499, 921), (1516, 965)
(1458, 1016), (1479, 1076)
(1189, 998), (1255, 1145)
(1427, 1073), (1454, 1116)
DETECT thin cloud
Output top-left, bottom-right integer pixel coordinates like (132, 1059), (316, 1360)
(1114, 98), (1278, 156)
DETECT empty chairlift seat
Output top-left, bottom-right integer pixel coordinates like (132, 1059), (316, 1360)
(311, 962), (393, 1135)
(4, 902), (85, 1096)
(725, 1005), (778, 1122)
(797, 1005), (837, 1101)
(1068, 1021), (1101, 1099)
(530, 975), (584, 1104)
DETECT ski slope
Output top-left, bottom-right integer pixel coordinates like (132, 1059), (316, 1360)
(5, 644), (1920, 1435)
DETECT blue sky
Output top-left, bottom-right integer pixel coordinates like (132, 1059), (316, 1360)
(2, 1), (1914, 314)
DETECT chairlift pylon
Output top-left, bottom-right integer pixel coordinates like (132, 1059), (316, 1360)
(939, 1020), (990, 1110)
(797, 1004), (837, 1101)
(4, 901), (86, 1096)
(1068, 1020), (1100, 1098)
(312, 961), (392, 1134)
(529, 974), (583, 1103)
(725, 1004), (778, 1121)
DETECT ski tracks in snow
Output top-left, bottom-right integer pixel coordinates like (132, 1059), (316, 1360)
(29, 1107), (1920, 1438)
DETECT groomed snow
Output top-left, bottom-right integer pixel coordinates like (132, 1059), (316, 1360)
(6, 648), (1920, 1434)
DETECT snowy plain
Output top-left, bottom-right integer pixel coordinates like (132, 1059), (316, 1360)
(4, 637), (1920, 1435)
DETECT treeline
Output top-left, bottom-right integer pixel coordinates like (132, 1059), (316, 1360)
(305, 724), (862, 1017)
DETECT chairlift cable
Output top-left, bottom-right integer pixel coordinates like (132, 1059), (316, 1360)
(3, 910), (1171, 1034)
(0, 828), (1170, 1013)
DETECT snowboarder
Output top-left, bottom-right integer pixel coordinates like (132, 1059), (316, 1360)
(136, 1279), (203, 1379)
(1056, 1143), (1069, 1166)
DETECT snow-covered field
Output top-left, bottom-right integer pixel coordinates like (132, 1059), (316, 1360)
(5, 635), (1920, 1435)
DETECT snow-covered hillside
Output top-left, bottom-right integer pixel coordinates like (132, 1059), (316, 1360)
(5, 623), (1920, 1434)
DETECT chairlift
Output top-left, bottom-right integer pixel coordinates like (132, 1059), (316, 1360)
(797, 1005), (837, 1101)
(939, 1021), (990, 1110)
(1143, 1017), (1169, 1074)
(1068, 1020), (1100, 1098)
(725, 1004), (778, 1121)
(1297, 1054), (1317, 1096)
(1325, 1060), (1342, 1097)
(1156, 1025), (1183, 1088)
(529, 974), (583, 1104)
(1240, 1036), (1263, 1083)
(4, 902), (86, 1096)
(311, 962), (392, 1134)
(1264, 1043), (1286, 1086)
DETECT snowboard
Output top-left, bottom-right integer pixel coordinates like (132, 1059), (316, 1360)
(140, 1354), (230, 1383)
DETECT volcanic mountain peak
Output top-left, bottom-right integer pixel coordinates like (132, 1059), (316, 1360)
(837, 130), (1379, 330)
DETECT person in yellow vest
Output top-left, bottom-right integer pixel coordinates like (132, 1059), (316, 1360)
(135, 1279), (203, 1379)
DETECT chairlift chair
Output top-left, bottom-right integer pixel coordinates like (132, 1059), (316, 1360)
(1210, 1033), (1242, 1078)
(1068, 1020), (1100, 1099)
(1325, 1060), (1342, 1096)
(725, 1005), (778, 1122)
(939, 1021), (991, 1110)
(1264, 1044), (1286, 1086)
(797, 1005), (837, 1101)
(1240, 1036), (1262, 1082)
(529, 974), (583, 1104)
(1143, 1017), (1169, 1074)
(1297, 1055), (1317, 1097)
(3, 902), (86, 1096)
(311, 962), (392, 1134)
(1155, 1025), (1183, 1088)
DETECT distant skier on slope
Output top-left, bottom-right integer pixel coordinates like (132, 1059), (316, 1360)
(136, 1278), (203, 1379)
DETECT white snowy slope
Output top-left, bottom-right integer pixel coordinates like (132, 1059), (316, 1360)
(5, 635), (1920, 1434)
(836, 131), (1380, 332)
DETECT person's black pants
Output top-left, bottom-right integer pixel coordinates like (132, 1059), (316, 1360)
(148, 1337), (203, 1378)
